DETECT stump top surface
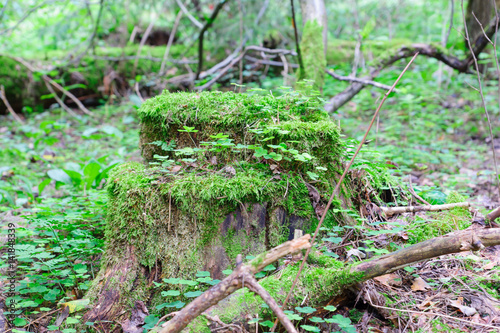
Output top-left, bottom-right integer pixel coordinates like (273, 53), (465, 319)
(138, 90), (328, 125)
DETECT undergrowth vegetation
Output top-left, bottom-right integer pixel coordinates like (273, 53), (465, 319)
(0, 0), (499, 331)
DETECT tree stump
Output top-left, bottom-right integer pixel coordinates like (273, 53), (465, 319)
(83, 91), (351, 328)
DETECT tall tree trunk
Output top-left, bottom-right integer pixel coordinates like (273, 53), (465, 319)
(466, 0), (496, 45)
(297, 0), (327, 91)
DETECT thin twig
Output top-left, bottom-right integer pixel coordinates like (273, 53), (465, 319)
(68, 0), (104, 63)
(443, 0), (455, 47)
(160, 11), (183, 74)
(271, 53), (419, 332)
(11, 56), (93, 116)
(0, 0), (58, 35)
(174, 0), (203, 29)
(0, 0), (9, 22)
(44, 81), (78, 117)
(326, 70), (394, 91)
(462, 1), (500, 192)
(195, 0), (228, 80)
(408, 180), (431, 205)
(0, 85), (25, 124)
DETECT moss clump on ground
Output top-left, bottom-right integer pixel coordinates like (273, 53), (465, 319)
(210, 260), (363, 324)
(407, 191), (471, 244)
(104, 161), (316, 271)
(0, 55), (42, 112)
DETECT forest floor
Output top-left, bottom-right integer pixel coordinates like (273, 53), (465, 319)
(1, 58), (499, 332)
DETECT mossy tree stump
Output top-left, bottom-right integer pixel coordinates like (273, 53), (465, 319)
(84, 91), (354, 327)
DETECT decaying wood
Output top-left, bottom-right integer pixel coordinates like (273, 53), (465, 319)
(487, 206), (500, 222)
(380, 202), (470, 217)
(325, 12), (500, 113)
(160, 234), (311, 333)
(10, 56), (93, 116)
(353, 227), (500, 279)
(0, 85), (24, 124)
(182, 226), (500, 330)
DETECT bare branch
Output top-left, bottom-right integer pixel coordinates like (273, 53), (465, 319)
(160, 235), (311, 333)
(380, 202), (470, 217)
(10, 56), (93, 116)
(174, 0), (203, 29)
(0, 0), (59, 35)
(0, 85), (24, 124)
(160, 11), (183, 75)
(326, 70), (393, 91)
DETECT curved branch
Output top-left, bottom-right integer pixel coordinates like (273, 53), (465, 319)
(325, 12), (500, 113)
(160, 235), (311, 333)
(354, 227), (500, 279)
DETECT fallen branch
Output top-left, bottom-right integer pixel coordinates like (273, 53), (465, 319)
(487, 206), (500, 222)
(196, 227), (500, 329)
(380, 202), (470, 216)
(43, 81), (78, 117)
(325, 12), (500, 113)
(160, 234), (311, 333)
(10, 56), (93, 116)
(379, 202), (470, 217)
(195, 46), (297, 91)
(92, 55), (196, 64)
(326, 70), (393, 91)
(0, 85), (25, 124)
(353, 227), (500, 279)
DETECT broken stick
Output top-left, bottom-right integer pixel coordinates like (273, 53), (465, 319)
(380, 202), (470, 217)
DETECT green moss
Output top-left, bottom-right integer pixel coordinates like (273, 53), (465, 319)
(137, 91), (340, 177)
(407, 191), (471, 244)
(326, 38), (411, 64)
(297, 20), (326, 91)
(104, 162), (318, 270)
(213, 261), (363, 323)
(0, 55), (42, 111)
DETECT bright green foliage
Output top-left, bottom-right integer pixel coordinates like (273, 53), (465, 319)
(407, 191), (471, 244)
(297, 20), (327, 91)
(138, 90), (331, 161)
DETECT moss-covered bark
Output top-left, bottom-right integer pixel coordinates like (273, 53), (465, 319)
(83, 90), (357, 328)
(297, 20), (327, 91)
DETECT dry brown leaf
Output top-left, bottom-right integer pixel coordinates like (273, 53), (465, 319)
(483, 260), (498, 270)
(411, 277), (430, 291)
(448, 298), (477, 316)
(374, 273), (401, 287)
(417, 300), (435, 310)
